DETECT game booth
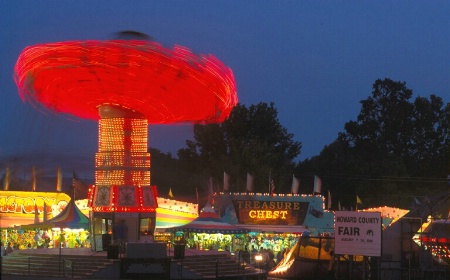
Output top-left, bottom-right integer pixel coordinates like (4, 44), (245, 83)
(0, 190), (91, 250)
(210, 192), (335, 257)
(0, 189), (199, 254)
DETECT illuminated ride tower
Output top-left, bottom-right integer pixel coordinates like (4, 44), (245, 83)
(93, 105), (156, 246)
(14, 39), (238, 249)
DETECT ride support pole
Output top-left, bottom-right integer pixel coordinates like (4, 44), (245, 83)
(216, 259), (219, 278)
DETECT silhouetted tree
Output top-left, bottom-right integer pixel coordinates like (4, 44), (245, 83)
(178, 102), (301, 194)
(149, 148), (199, 202)
(298, 78), (449, 209)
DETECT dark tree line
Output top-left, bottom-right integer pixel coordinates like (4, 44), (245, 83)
(151, 78), (449, 210)
(150, 102), (301, 204)
(296, 78), (449, 210)
(178, 102), (301, 193)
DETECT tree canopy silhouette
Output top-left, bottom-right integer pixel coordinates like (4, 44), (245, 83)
(297, 78), (449, 210)
(177, 102), (301, 194)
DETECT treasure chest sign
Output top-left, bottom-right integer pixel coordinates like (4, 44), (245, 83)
(335, 211), (382, 257)
(233, 200), (309, 225)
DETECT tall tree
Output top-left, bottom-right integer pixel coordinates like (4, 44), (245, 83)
(408, 95), (449, 176)
(178, 102), (301, 194)
(150, 148), (200, 202)
(298, 78), (449, 209)
(338, 78), (449, 177)
(339, 78), (414, 158)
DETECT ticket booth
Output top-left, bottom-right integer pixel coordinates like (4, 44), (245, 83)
(88, 185), (158, 251)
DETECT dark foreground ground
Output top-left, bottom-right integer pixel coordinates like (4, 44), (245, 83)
(1, 247), (281, 280)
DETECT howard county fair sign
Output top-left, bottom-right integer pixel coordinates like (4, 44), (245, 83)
(335, 211), (382, 257)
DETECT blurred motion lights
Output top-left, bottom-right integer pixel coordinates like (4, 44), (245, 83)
(14, 39), (238, 213)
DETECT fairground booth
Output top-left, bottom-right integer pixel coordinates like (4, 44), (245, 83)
(0, 190), (91, 250)
(87, 184), (158, 251)
(0, 187), (199, 252)
(168, 203), (249, 251)
(210, 191), (335, 257)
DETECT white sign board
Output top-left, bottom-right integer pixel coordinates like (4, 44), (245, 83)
(334, 211), (382, 257)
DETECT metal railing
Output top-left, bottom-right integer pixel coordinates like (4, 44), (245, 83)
(0, 255), (93, 279)
(1, 256), (75, 278)
(63, 258), (74, 278)
(169, 247), (255, 279)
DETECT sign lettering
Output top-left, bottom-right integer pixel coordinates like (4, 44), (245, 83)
(335, 211), (382, 257)
(233, 200), (308, 226)
(0, 191), (71, 215)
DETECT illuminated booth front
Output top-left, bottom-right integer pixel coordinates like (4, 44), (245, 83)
(167, 203), (249, 251)
(0, 191), (72, 229)
(212, 192), (335, 255)
(0, 191), (92, 250)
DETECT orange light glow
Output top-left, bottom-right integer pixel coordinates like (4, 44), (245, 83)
(249, 210), (288, 219)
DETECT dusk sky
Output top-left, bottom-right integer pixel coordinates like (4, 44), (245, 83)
(1, 1), (450, 180)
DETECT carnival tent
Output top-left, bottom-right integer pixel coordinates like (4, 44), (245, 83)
(20, 199), (89, 230)
(359, 206), (409, 227)
(167, 203), (248, 234)
(155, 197), (198, 230)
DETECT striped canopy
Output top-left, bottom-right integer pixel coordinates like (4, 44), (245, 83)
(167, 203), (248, 234)
(20, 199), (90, 230)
